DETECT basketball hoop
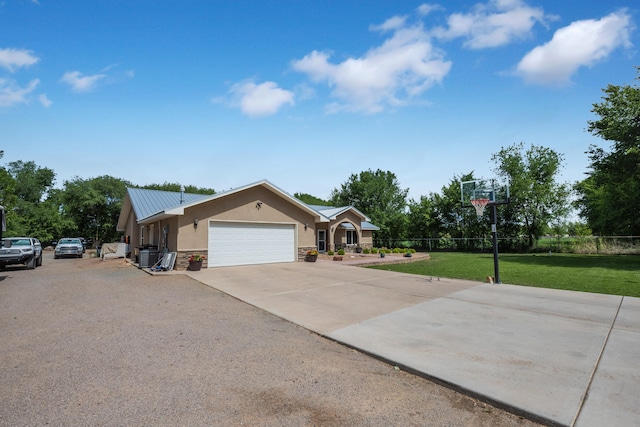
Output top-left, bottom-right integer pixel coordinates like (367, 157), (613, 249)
(470, 198), (489, 217)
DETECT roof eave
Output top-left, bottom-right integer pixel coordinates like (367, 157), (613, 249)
(116, 193), (133, 231)
(134, 180), (328, 223)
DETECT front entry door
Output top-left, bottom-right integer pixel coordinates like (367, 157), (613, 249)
(318, 230), (326, 252)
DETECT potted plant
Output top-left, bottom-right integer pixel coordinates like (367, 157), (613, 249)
(188, 254), (206, 271)
(355, 245), (362, 253)
(305, 249), (318, 262)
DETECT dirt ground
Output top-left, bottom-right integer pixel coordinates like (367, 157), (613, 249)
(0, 253), (541, 426)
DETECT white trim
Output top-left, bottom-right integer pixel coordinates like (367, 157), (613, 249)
(317, 229), (326, 252)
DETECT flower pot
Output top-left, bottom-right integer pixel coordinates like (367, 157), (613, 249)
(355, 247), (362, 253)
(380, 252), (386, 258)
(188, 260), (202, 271)
(305, 254), (318, 262)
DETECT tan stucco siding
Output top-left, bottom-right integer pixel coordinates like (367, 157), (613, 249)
(333, 211), (364, 228)
(328, 211), (363, 247)
(361, 231), (374, 247)
(124, 210), (139, 248)
(176, 186), (316, 251)
(165, 217), (178, 251)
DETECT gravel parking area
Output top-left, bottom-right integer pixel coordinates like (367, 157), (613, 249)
(0, 253), (539, 426)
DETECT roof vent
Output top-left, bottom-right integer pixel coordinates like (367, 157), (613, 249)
(180, 185), (185, 204)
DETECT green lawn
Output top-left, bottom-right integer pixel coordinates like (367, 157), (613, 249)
(370, 252), (640, 297)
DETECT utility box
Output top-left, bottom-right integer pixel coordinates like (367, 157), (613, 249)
(139, 249), (159, 268)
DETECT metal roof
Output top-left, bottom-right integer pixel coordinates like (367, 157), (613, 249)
(339, 221), (380, 231)
(308, 204), (370, 222)
(122, 183), (379, 231)
(127, 188), (209, 221)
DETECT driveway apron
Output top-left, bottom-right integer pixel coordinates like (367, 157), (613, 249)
(184, 261), (639, 427)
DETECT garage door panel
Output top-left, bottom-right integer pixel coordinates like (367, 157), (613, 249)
(208, 222), (295, 267)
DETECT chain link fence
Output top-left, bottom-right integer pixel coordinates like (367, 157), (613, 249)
(376, 236), (640, 255)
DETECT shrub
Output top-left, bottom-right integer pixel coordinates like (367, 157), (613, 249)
(392, 248), (401, 253)
(337, 249), (345, 255)
(363, 248), (371, 254)
(328, 250), (334, 256)
(371, 248), (379, 254)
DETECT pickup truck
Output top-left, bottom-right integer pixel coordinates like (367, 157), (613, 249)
(0, 237), (43, 270)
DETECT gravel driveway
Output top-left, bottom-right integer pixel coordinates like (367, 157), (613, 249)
(0, 253), (540, 426)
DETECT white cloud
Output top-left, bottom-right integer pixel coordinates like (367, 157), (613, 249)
(294, 83), (316, 101)
(60, 71), (106, 92)
(370, 15), (407, 32)
(432, 0), (546, 48)
(0, 47), (39, 72)
(292, 23), (451, 114)
(228, 80), (294, 117)
(516, 10), (633, 85)
(0, 78), (39, 107)
(39, 93), (52, 107)
(417, 4), (444, 17)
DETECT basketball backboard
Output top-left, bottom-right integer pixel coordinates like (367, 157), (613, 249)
(460, 179), (510, 208)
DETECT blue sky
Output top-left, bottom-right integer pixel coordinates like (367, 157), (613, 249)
(0, 1), (637, 203)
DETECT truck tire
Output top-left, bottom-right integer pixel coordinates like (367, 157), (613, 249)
(26, 256), (36, 270)
(36, 253), (43, 267)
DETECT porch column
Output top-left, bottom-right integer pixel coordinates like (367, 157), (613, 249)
(329, 226), (335, 252)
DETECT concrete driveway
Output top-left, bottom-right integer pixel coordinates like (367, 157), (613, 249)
(182, 260), (639, 427)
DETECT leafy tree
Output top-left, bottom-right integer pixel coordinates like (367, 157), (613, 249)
(0, 154), (18, 236)
(406, 196), (437, 241)
(575, 68), (640, 235)
(492, 143), (571, 247)
(7, 161), (55, 204)
(2, 160), (62, 242)
(294, 192), (330, 206)
(142, 182), (215, 195)
(62, 176), (132, 244)
(567, 221), (592, 237)
(330, 169), (408, 246)
(29, 189), (75, 244)
(429, 173), (490, 249)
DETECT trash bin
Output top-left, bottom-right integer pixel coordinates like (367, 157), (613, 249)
(139, 249), (159, 268)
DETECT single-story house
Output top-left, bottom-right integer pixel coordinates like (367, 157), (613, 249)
(116, 180), (379, 269)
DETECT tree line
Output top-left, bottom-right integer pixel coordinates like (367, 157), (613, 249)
(0, 162), (215, 246)
(313, 68), (640, 247)
(1, 68), (638, 248)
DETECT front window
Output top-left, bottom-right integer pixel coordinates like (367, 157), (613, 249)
(346, 230), (358, 245)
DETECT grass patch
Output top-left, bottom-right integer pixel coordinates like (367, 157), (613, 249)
(369, 252), (640, 297)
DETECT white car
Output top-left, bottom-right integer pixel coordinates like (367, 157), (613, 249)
(54, 238), (84, 259)
(0, 237), (43, 269)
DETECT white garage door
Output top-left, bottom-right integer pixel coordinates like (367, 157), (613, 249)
(208, 222), (296, 267)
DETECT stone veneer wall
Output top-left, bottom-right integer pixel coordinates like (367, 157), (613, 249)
(298, 246), (316, 262)
(177, 250), (209, 270)
(177, 247), (314, 268)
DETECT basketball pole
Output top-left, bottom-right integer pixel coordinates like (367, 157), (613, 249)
(491, 203), (500, 284)
(0, 205), (4, 244)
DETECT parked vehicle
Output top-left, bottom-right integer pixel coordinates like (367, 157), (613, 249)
(76, 237), (87, 253)
(54, 238), (84, 259)
(0, 237), (43, 269)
